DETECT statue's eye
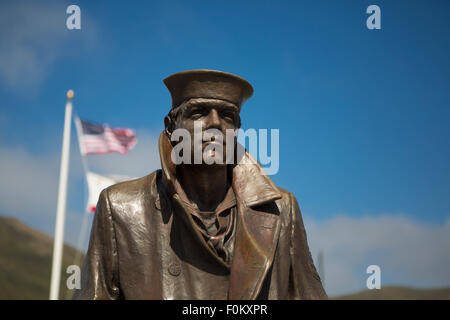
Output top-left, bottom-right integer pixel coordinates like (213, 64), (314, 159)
(221, 112), (235, 122)
(190, 109), (206, 118)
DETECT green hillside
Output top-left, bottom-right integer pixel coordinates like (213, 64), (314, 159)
(0, 216), (84, 300)
(334, 286), (450, 300)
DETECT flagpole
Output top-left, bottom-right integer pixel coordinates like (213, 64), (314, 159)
(64, 114), (91, 300)
(50, 90), (74, 300)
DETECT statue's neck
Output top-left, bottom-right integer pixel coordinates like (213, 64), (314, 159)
(178, 164), (229, 212)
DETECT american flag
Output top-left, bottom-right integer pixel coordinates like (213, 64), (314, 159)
(75, 117), (137, 155)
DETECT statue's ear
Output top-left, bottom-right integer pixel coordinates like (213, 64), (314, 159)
(164, 115), (173, 138)
(237, 115), (242, 129)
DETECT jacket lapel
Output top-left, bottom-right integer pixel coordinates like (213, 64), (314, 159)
(228, 149), (282, 300)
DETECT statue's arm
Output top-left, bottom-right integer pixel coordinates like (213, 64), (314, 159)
(72, 189), (121, 300)
(288, 192), (328, 300)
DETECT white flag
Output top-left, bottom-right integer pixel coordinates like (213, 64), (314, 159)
(86, 171), (132, 213)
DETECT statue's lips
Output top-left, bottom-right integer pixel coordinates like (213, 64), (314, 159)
(201, 132), (223, 148)
(202, 141), (223, 148)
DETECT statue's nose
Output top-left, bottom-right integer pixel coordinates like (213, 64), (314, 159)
(205, 109), (221, 130)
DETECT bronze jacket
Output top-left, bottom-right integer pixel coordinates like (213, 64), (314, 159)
(73, 133), (327, 300)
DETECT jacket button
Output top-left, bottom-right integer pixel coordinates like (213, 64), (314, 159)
(168, 262), (181, 276)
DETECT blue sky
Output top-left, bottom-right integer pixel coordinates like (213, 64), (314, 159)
(0, 0), (449, 296)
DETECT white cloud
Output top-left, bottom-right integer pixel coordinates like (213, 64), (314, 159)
(0, 145), (59, 217)
(0, 1), (97, 92)
(0, 129), (161, 248)
(304, 214), (450, 297)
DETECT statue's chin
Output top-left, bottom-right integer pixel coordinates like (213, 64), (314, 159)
(202, 150), (227, 166)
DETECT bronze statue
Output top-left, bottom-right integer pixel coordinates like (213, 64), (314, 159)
(73, 70), (327, 300)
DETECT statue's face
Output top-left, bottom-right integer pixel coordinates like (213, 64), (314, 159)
(173, 99), (240, 165)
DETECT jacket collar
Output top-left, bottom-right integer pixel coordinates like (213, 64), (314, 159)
(158, 131), (282, 299)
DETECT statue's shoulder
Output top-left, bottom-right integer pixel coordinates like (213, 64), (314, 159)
(273, 186), (302, 216)
(105, 170), (161, 204)
(275, 186), (293, 204)
(275, 186), (291, 198)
